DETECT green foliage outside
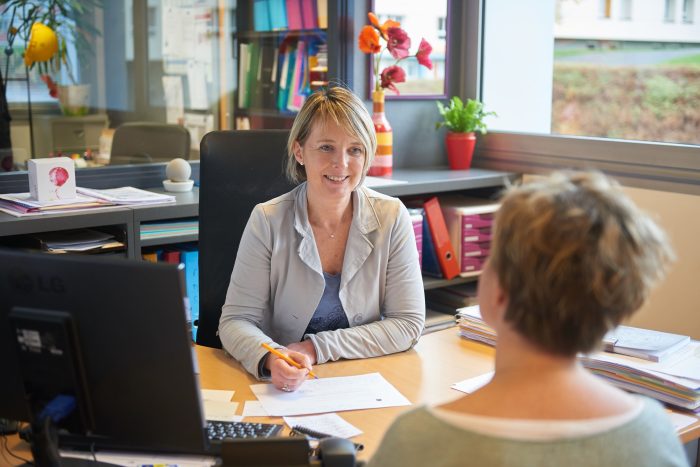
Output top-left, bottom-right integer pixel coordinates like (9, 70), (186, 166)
(551, 64), (700, 144)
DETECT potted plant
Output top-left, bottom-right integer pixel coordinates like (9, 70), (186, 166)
(3, 0), (102, 116)
(436, 96), (495, 170)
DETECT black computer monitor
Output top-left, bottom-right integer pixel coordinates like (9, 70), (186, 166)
(0, 249), (209, 456)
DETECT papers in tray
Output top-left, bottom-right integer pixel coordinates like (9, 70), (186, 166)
(250, 373), (411, 416)
(77, 186), (176, 204)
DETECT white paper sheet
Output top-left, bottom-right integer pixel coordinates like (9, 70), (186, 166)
(201, 389), (235, 402)
(284, 413), (362, 439)
(451, 371), (494, 394)
(250, 373), (411, 416)
(667, 410), (699, 431)
(163, 75), (184, 124)
(203, 400), (240, 422)
(242, 400), (269, 417)
(62, 449), (215, 467)
(363, 176), (408, 188)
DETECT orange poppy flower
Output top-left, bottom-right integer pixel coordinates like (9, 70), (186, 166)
(358, 25), (381, 54)
(368, 12), (400, 40)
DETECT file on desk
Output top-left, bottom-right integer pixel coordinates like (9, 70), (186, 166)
(603, 325), (691, 362)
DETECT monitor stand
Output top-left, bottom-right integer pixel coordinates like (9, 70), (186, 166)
(25, 418), (120, 467)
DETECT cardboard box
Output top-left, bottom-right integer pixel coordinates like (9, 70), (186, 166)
(28, 157), (76, 202)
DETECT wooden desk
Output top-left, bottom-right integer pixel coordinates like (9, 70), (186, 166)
(4, 328), (700, 465)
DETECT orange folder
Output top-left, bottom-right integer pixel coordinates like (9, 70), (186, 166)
(423, 197), (460, 280)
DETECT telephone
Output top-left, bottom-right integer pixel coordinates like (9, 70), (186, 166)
(220, 437), (359, 467)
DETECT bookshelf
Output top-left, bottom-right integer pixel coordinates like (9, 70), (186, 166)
(233, 0), (351, 129)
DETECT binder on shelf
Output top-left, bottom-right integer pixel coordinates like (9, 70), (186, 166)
(268, 0), (288, 30)
(238, 43), (251, 109)
(253, 0), (271, 31)
(180, 245), (200, 341)
(407, 208), (423, 268)
(300, 0), (317, 29)
(286, 0), (303, 29)
(423, 197), (460, 280)
(162, 249), (181, 265)
(421, 216), (442, 278)
(316, 0), (328, 29)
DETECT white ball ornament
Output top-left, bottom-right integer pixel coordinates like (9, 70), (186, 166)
(166, 158), (191, 182)
(163, 158), (194, 192)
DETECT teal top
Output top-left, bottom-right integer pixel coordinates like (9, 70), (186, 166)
(367, 398), (689, 467)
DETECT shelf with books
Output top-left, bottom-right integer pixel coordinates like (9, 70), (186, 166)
(233, 0), (348, 130)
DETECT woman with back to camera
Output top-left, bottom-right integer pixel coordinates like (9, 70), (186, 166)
(218, 86), (425, 392)
(369, 171), (688, 467)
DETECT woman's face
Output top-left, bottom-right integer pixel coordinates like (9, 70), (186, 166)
(293, 119), (366, 201)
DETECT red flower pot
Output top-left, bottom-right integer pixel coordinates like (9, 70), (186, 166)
(445, 132), (476, 170)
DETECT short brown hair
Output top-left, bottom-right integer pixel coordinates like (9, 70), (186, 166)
(490, 171), (674, 356)
(285, 86), (376, 184)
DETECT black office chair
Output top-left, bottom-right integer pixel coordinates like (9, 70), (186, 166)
(109, 122), (190, 164)
(197, 130), (295, 348)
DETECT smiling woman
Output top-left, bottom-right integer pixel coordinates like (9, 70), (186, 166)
(218, 86), (425, 393)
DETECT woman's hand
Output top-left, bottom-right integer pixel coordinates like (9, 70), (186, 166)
(265, 348), (312, 392)
(286, 340), (318, 365)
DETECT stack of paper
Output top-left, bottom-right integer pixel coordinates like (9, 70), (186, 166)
(456, 305), (496, 346)
(77, 187), (176, 205)
(0, 192), (113, 216)
(455, 306), (700, 413)
(33, 229), (123, 253)
(603, 325), (691, 362)
(580, 345), (700, 413)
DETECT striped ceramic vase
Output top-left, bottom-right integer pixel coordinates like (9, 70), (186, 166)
(368, 90), (393, 176)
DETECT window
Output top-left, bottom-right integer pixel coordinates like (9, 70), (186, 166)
(600, 0), (612, 18)
(620, 0), (633, 20)
(683, 0), (695, 22)
(437, 16), (447, 39)
(478, 0), (700, 194)
(665, 0), (677, 22)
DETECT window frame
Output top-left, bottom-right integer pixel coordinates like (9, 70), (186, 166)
(463, 0), (700, 196)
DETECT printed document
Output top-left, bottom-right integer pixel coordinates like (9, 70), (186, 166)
(283, 413), (362, 439)
(250, 372), (411, 416)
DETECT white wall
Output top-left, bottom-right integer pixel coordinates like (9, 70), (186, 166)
(525, 174), (700, 339)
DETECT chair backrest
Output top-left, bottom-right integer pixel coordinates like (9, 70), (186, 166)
(197, 130), (295, 348)
(110, 122), (190, 164)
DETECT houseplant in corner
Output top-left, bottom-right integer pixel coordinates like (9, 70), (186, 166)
(436, 97), (495, 170)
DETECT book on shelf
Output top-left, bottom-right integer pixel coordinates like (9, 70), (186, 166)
(602, 325), (691, 362)
(141, 243), (200, 341)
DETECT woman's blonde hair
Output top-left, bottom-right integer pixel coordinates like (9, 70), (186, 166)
(490, 171), (675, 356)
(285, 86), (376, 184)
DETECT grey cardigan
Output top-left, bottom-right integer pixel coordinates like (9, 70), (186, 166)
(219, 183), (425, 378)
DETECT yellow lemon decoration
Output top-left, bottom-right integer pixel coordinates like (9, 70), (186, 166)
(24, 23), (59, 67)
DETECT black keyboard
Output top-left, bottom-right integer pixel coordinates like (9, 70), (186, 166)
(206, 420), (283, 441)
